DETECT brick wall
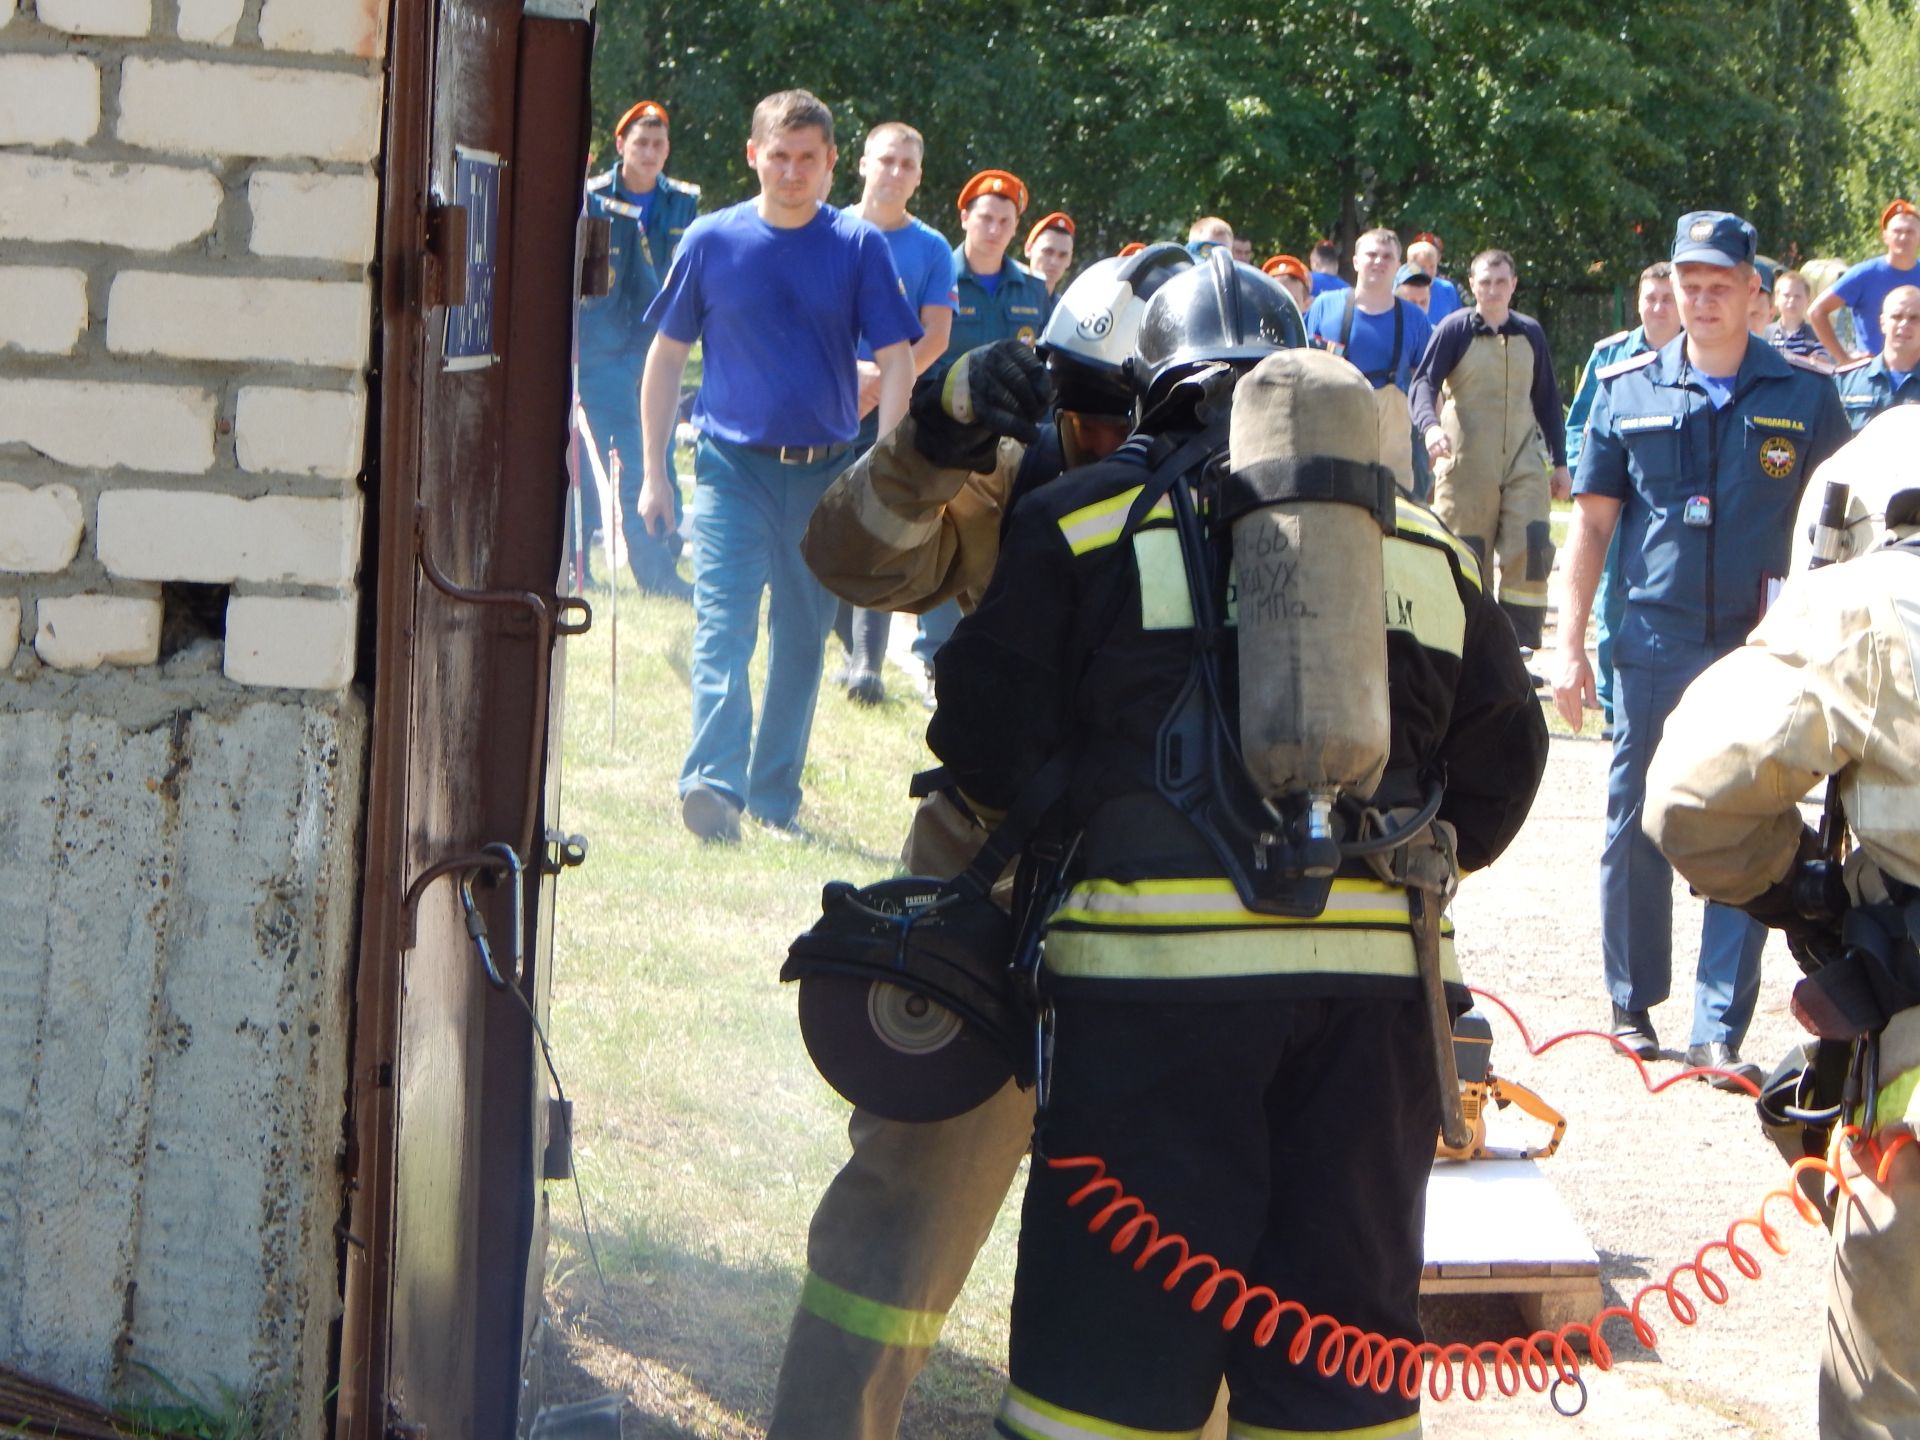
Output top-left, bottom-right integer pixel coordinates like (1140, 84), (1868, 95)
(1, 0), (385, 688)
(0, 0), (390, 1428)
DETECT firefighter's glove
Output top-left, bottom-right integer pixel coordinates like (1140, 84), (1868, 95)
(911, 342), (1053, 472)
(1737, 825), (1847, 975)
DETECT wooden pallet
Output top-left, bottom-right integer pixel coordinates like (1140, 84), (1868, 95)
(1422, 1157), (1603, 1332)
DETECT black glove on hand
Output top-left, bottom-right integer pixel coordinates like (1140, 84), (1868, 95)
(910, 341), (1054, 472)
(1739, 825), (1847, 974)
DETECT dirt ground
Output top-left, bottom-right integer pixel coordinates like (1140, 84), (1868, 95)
(549, 720), (1837, 1439)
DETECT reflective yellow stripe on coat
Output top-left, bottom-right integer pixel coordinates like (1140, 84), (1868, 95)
(1045, 878), (1458, 983)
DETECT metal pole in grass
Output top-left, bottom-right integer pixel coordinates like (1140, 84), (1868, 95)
(606, 447), (622, 748)
(566, 399), (586, 594)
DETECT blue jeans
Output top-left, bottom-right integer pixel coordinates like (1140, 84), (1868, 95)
(1592, 526), (1626, 725)
(576, 357), (680, 586)
(679, 436), (840, 827)
(1603, 616), (1766, 1047)
(912, 599), (961, 669)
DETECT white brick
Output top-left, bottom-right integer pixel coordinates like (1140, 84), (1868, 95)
(108, 273), (370, 369)
(35, 595), (162, 671)
(0, 378), (215, 473)
(97, 491), (361, 586)
(0, 483), (85, 574)
(36, 0), (150, 37)
(224, 595), (356, 689)
(176, 0), (244, 43)
(0, 154), (220, 249)
(235, 385), (365, 477)
(248, 171), (378, 264)
(0, 55), (100, 145)
(0, 268), (89, 354)
(259, 0), (388, 58)
(0, 598), (18, 668)
(118, 59), (381, 162)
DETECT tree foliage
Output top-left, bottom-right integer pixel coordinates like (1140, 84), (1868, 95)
(592, 0), (1901, 372)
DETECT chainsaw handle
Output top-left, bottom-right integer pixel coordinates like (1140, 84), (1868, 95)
(1487, 1076), (1567, 1160)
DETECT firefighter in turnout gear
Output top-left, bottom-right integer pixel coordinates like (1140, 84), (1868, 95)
(769, 245), (1197, 1440)
(1647, 409), (1920, 1440)
(928, 258), (1548, 1438)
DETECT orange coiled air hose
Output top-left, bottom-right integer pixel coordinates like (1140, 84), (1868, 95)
(1045, 987), (1917, 1414)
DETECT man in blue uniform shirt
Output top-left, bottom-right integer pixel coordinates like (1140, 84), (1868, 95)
(637, 89), (920, 842)
(1810, 199), (1920, 362)
(579, 99), (700, 598)
(1552, 210), (1850, 1080)
(1834, 285), (1920, 431)
(910, 169), (1052, 691)
(1560, 261), (1681, 731)
(1306, 239), (1349, 298)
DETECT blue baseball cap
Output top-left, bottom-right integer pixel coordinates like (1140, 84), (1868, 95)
(1393, 263), (1432, 288)
(1754, 257), (1775, 293)
(1672, 210), (1758, 268)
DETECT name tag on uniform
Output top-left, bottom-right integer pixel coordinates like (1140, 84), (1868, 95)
(1619, 414), (1681, 433)
(1008, 306), (1041, 316)
(1842, 394), (1876, 409)
(1683, 495), (1713, 527)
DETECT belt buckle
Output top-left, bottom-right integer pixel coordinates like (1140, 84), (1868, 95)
(778, 444), (814, 466)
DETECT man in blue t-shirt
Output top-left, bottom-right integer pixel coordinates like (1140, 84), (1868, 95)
(637, 89), (921, 842)
(1304, 227), (1433, 493)
(832, 120), (960, 705)
(1307, 238), (1349, 298)
(1408, 233), (1464, 324)
(1810, 198), (1920, 361)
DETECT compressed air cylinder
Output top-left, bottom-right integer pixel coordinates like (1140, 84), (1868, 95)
(1226, 350), (1391, 803)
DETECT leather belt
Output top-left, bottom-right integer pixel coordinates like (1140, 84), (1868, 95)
(747, 441), (853, 466)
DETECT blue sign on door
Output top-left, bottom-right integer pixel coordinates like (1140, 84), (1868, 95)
(444, 145), (502, 371)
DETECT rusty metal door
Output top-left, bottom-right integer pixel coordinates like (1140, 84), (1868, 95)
(336, 2), (597, 1436)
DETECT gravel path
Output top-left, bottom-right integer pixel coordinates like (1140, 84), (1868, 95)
(1423, 727), (1827, 1439)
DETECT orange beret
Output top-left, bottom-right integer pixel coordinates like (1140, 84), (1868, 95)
(1025, 211), (1074, 251)
(615, 99), (669, 135)
(1410, 231), (1442, 250)
(1882, 199), (1918, 229)
(1116, 241), (1147, 257)
(1262, 254), (1308, 283)
(957, 169), (1028, 215)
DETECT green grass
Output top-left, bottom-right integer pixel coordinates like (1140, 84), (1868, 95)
(544, 572), (1019, 1434)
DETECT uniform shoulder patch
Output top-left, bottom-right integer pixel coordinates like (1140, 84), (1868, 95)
(585, 173), (612, 192)
(1596, 349), (1659, 382)
(1593, 328), (1632, 349)
(1833, 354), (1875, 374)
(677, 179), (702, 198)
(1785, 351), (1835, 376)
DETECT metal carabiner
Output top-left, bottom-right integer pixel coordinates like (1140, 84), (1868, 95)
(1549, 1371), (1588, 1418)
(457, 871), (507, 990)
(479, 842), (526, 987)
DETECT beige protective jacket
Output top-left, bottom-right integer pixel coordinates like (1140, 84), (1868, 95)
(1646, 539), (1920, 904)
(800, 415), (1023, 617)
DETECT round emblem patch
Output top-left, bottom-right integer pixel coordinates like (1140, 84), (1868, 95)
(1017, 326), (1037, 345)
(1758, 435), (1797, 477)
(1075, 307), (1115, 342)
(1689, 218), (1717, 243)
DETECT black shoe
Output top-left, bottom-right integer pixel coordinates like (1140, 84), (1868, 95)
(845, 667), (885, 706)
(1685, 1042), (1764, 1092)
(1611, 1003), (1658, 1060)
(681, 782), (741, 844)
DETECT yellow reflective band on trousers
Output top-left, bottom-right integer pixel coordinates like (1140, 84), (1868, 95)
(1058, 485), (1175, 556)
(798, 1270), (946, 1349)
(997, 1384), (1205, 1440)
(1227, 1414), (1422, 1440)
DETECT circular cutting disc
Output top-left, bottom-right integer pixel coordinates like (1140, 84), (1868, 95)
(796, 974), (1014, 1123)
